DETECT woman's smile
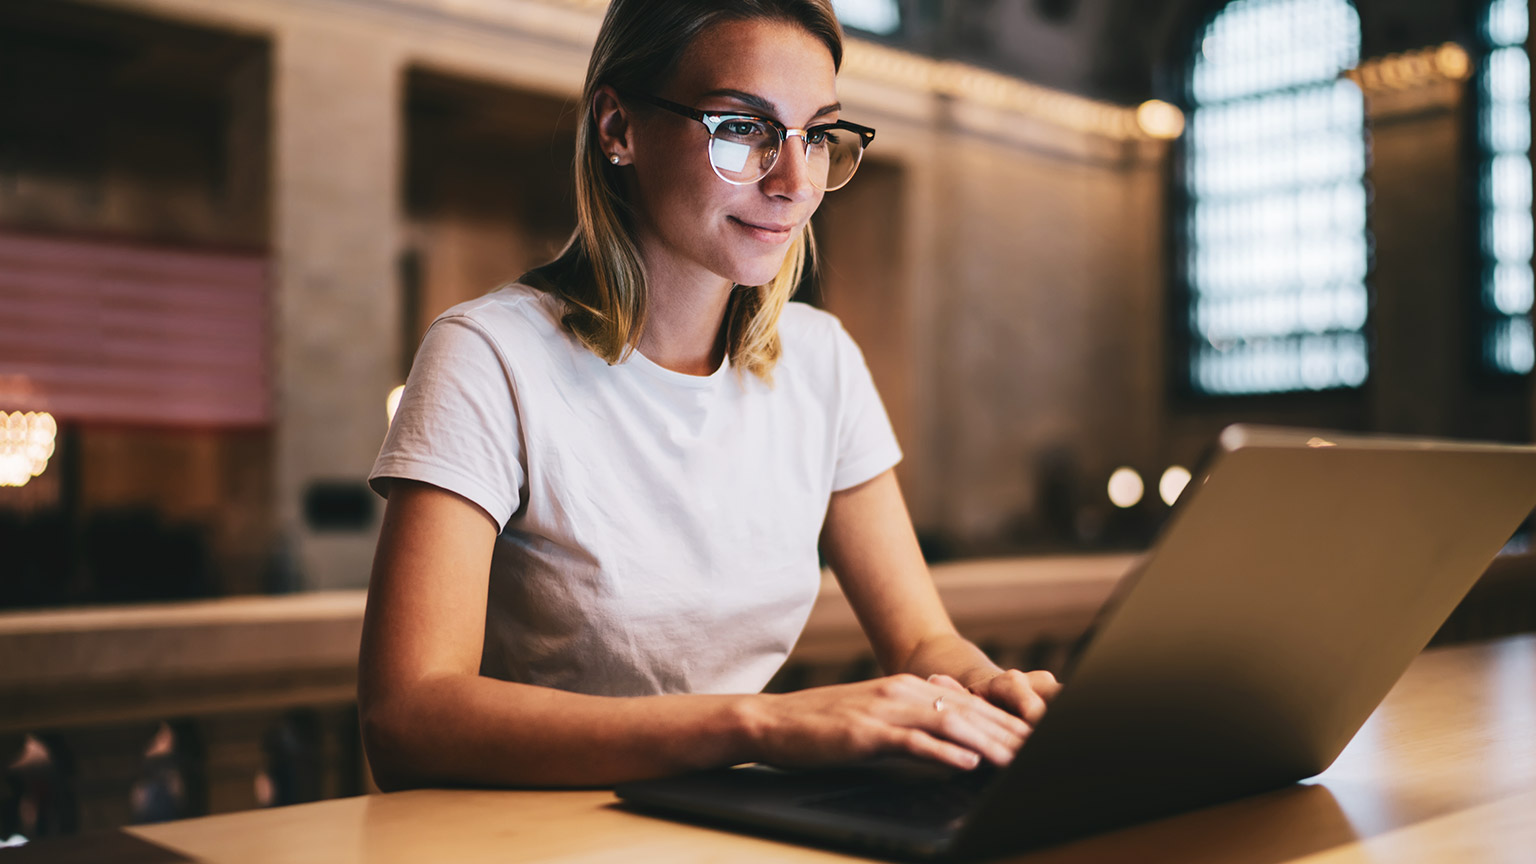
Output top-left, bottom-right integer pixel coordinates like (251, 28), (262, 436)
(729, 216), (797, 244)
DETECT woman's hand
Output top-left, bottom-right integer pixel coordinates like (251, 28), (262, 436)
(939, 669), (1061, 727)
(740, 674), (1033, 771)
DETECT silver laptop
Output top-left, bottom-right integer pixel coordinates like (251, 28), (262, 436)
(616, 424), (1536, 860)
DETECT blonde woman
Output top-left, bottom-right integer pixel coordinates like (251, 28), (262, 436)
(360, 0), (1059, 790)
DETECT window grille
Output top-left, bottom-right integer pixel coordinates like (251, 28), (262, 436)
(1479, 0), (1534, 375)
(1184, 0), (1369, 395)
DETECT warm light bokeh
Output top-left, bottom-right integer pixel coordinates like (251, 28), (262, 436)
(1136, 99), (1186, 140)
(1159, 465), (1192, 506)
(1107, 467), (1144, 509)
(0, 411), (57, 488)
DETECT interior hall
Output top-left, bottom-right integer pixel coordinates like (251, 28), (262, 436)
(0, 0), (1532, 858)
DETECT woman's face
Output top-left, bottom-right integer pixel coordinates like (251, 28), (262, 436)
(617, 17), (838, 291)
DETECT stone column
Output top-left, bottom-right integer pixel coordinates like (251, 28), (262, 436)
(272, 23), (401, 590)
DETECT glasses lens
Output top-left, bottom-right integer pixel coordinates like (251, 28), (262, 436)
(809, 127), (865, 191)
(707, 118), (868, 190)
(709, 118), (778, 184)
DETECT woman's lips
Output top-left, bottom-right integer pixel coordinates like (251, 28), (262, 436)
(730, 216), (795, 244)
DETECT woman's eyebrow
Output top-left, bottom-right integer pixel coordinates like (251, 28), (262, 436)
(699, 88), (841, 121)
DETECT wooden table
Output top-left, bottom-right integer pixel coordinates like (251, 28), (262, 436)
(58, 634), (1536, 862)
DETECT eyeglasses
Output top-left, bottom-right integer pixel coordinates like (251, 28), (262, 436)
(626, 92), (876, 192)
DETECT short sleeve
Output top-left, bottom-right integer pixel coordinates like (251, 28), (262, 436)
(830, 322), (903, 491)
(369, 315), (525, 528)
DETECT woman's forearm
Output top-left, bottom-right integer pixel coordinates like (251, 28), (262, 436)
(362, 663), (1044, 788)
(362, 674), (758, 789)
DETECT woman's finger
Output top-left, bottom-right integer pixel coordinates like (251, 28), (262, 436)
(1026, 669), (1062, 701)
(926, 673), (969, 693)
(950, 684), (1032, 740)
(872, 676), (1027, 763)
(918, 689), (1025, 765)
(929, 675), (1028, 748)
(927, 705), (1016, 765)
(977, 670), (1050, 725)
(886, 726), (982, 771)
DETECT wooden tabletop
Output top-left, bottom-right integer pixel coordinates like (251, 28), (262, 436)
(114, 635), (1534, 864)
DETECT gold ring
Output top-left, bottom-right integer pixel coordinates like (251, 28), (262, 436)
(934, 696), (945, 713)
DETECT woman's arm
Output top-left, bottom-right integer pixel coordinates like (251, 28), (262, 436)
(359, 479), (1029, 789)
(820, 470), (1062, 727)
(359, 480), (757, 788)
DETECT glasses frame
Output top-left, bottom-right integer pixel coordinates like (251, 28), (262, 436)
(625, 92), (876, 191)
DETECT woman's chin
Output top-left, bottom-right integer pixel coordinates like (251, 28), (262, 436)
(729, 255), (793, 289)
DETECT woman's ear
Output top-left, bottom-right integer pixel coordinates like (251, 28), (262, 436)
(593, 85), (632, 166)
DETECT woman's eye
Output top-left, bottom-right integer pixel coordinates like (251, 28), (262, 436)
(807, 129), (831, 146)
(722, 120), (766, 138)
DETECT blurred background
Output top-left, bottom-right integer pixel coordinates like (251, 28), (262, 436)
(1, 0), (1533, 841)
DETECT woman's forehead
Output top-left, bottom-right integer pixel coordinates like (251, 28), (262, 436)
(669, 18), (838, 121)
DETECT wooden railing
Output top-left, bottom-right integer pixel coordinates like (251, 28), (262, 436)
(0, 593), (369, 834)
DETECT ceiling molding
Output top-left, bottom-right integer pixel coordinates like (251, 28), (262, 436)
(843, 40), (1151, 144)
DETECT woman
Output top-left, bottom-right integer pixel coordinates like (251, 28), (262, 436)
(359, 0), (1059, 790)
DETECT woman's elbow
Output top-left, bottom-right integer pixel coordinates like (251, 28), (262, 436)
(359, 693), (431, 792)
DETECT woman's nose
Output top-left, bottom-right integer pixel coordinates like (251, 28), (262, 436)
(760, 134), (818, 201)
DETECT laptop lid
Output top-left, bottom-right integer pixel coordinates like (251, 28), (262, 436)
(951, 424), (1536, 857)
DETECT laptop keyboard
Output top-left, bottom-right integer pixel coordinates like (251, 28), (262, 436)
(800, 770), (992, 829)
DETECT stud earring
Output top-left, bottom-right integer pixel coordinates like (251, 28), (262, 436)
(609, 154), (621, 165)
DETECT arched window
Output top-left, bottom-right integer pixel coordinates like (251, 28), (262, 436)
(1479, 0), (1534, 375)
(1183, 0), (1369, 395)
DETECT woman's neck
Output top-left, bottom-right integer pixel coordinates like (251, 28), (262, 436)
(634, 250), (735, 377)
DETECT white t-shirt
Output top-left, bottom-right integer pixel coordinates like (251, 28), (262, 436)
(369, 283), (901, 697)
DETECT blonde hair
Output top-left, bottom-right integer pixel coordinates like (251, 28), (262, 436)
(522, 0), (843, 383)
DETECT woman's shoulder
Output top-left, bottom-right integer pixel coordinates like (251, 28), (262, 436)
(776, 301), (859, 363)
(424, 282), (575, 355)
(777, 300), (846, 344)
(409, 282), (581, 378)
(434, 282), (563, 334)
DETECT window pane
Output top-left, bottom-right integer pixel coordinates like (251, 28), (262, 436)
(1186, 0), (1368, 395)
(831, 0), (900, 35)
(1480, 0), (1534, 375)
